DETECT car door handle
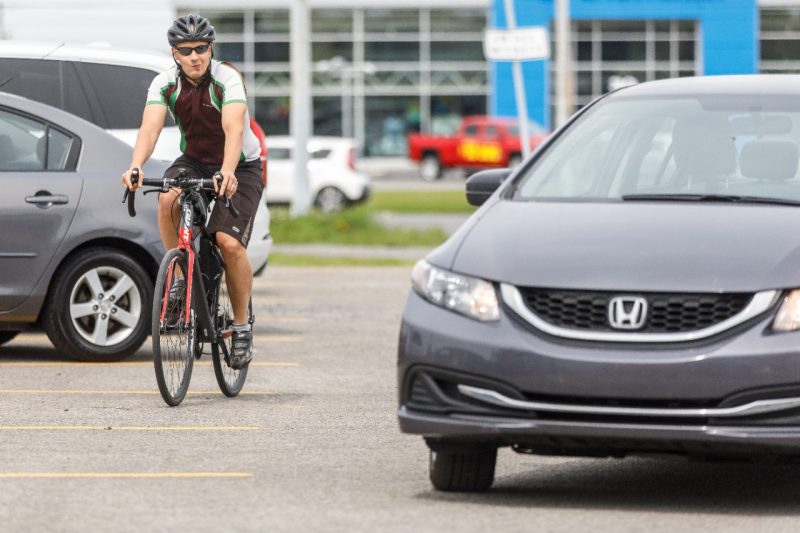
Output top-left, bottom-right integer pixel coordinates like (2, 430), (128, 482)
(25, 192), (69, 208)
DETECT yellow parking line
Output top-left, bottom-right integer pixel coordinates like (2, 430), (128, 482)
(0, 472), (253, 479)
(0, 361), (299, 367)
(0, 389), (277, 395)
(0, 425), (259, 431)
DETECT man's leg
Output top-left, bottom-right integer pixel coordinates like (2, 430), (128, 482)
(216, 232), (253, 324)
(157, 189), (181, 250)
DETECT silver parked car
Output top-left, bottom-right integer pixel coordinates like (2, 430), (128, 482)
(0, 92), (165, 361)
(399, 75), (800, 491)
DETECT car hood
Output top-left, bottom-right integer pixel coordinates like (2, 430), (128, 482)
(448, 201), (800, 292)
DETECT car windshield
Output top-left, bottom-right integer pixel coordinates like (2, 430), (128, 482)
(514, 94), (800, 203)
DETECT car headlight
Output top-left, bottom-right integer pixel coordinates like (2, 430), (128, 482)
(772, 290), (800, 332)
(411, 260), (499, 322)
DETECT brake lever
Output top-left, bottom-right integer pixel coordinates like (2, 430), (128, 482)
(212, 171), (240, 217)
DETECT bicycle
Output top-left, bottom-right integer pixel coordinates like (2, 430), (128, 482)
(123, 167), (253, 406)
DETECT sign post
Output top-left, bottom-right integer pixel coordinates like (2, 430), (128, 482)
(485, 2), (550, 159)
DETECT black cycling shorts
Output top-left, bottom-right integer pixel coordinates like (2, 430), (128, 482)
(162, 155), (264, 248)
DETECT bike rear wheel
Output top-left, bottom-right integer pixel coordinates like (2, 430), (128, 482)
(152, 248), (195, 406)
(212, 274), (250, 397)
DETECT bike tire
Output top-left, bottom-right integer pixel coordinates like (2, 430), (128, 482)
(212, 274), (250, 397)
(152, 248), (195, 406)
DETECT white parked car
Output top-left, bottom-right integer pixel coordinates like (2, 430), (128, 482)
(0, 41), (272, 274)
(266, 136), (371, 212)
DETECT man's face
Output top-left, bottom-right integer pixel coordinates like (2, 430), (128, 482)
(172, 40), (212, 81)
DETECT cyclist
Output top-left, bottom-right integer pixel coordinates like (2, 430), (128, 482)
(122, 14), (262, 368)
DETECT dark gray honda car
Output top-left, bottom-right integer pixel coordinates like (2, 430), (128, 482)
(398, 75), (800, 491)
(0, 92), (165, 361)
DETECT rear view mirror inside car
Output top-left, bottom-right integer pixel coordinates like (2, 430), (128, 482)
(730, 114), (793, 136)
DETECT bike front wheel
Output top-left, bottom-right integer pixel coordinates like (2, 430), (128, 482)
(212, 274), (250, 397)
(152, 248), (195, 406)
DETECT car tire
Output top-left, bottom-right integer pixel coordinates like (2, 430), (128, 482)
(43, 248), (153, 362)
(315, 186), (347, 213)
(428, 447), (497, 492)
(420, 154), (443, 182)
(0, 331), (19, 346)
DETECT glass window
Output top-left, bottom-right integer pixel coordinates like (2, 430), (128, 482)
(314, 96), (343, 136)
(311, 149), (332, 159)
(364, 96), (419, 156)
(255, 42), (290, 62)
(762, 9), (800, 32)
(678, 41), (695, 61)
(365, 9), (419, 33)
(577, 42), (592, 62)
(267, 147), (291, 160)
(0, 59), (94, 125)
(431, 41), (484, 62)
(365, 42), (419, 62)
(46, 128), (75, 171)
(312, 42), (353, 62)
(312, 9), (352, 33)
(601, 41), (646, 61)
(255, 10), (290, 34)
(255, 97), (290, 135)
(429, 9), (486, 33)
(464, 124), (480, 137)
(431, 95), (486, 135)
(215, 42), (245, 63)
(0, 109), (46, 171)
(202, 11), (244, 33)
(516, 95), (800, 201)
(601, 20), (646, 33)
(82, 63), (164, 130)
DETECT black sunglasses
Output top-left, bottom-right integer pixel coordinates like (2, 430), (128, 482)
(174, 44), (211, 56)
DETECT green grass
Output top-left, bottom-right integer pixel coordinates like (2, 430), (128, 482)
(368, 190), (474, 214)
(270, 206), (447, 246)
(269, 253), (414, 267)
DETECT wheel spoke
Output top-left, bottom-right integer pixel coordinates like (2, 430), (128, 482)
(83, 269), (105, 299)
(108, 275), (134, 302)
(70, 302), (97, 319)
(92, 315), (110, 345)
(111, 308), (138, 329)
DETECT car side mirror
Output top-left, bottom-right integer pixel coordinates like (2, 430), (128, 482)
(465, 168), (513, 206)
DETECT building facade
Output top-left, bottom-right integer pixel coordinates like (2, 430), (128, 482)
(4, 1), (800, 157)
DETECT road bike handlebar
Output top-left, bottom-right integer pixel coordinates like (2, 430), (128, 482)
(122, 168), (239, 218)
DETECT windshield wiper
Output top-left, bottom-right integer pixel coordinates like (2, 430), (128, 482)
(621, 193), (800, 207)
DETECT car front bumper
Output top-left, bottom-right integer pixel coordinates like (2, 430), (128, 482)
(398, 290), (800, 456)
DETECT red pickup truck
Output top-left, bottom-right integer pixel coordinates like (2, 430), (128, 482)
(407, 115), (547, 181)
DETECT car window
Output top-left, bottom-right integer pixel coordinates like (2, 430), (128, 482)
(0, 108), (45, 171)
(310, 149), (332, 159)
(0, 58), (94, 124)
(47, 128), (76, 170)
(81, 63), (174, 129)
(463, 124), (480, 137)
(515, 95), (800, 202)
(268, 148), (291, 160)
(485, 126), (499, 140)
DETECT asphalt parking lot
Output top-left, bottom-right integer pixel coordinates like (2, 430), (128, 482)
(2, 266), (800, 532)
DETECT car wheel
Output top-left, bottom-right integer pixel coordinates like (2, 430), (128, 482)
(428, 447), (497, 492)
(43, 248), (153, 362)
(508, 154), (523, 169)
(420, 154), (443, 181)
(0, 331), (19, 347)
(315, 186), (347, 213)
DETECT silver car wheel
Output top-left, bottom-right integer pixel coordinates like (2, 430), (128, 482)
(69, 266), (142, 347)
(315, 186), (347, 213)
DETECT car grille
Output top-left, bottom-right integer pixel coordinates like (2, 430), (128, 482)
(518, 288), (753, 333)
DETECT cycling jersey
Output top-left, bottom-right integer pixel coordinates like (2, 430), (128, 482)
(145, 60), (261, 165)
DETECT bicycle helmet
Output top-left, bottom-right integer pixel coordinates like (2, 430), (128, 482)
(167, 14), (216, 46)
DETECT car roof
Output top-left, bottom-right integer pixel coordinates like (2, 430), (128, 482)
(0, 41), (172, 72)
(611, 74), (800, 98)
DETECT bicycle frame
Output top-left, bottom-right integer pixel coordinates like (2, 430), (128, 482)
(160, 189), (229, 346)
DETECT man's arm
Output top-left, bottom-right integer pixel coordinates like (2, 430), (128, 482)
(122, 104), (167, 190)
(218, 101), (247, 198)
